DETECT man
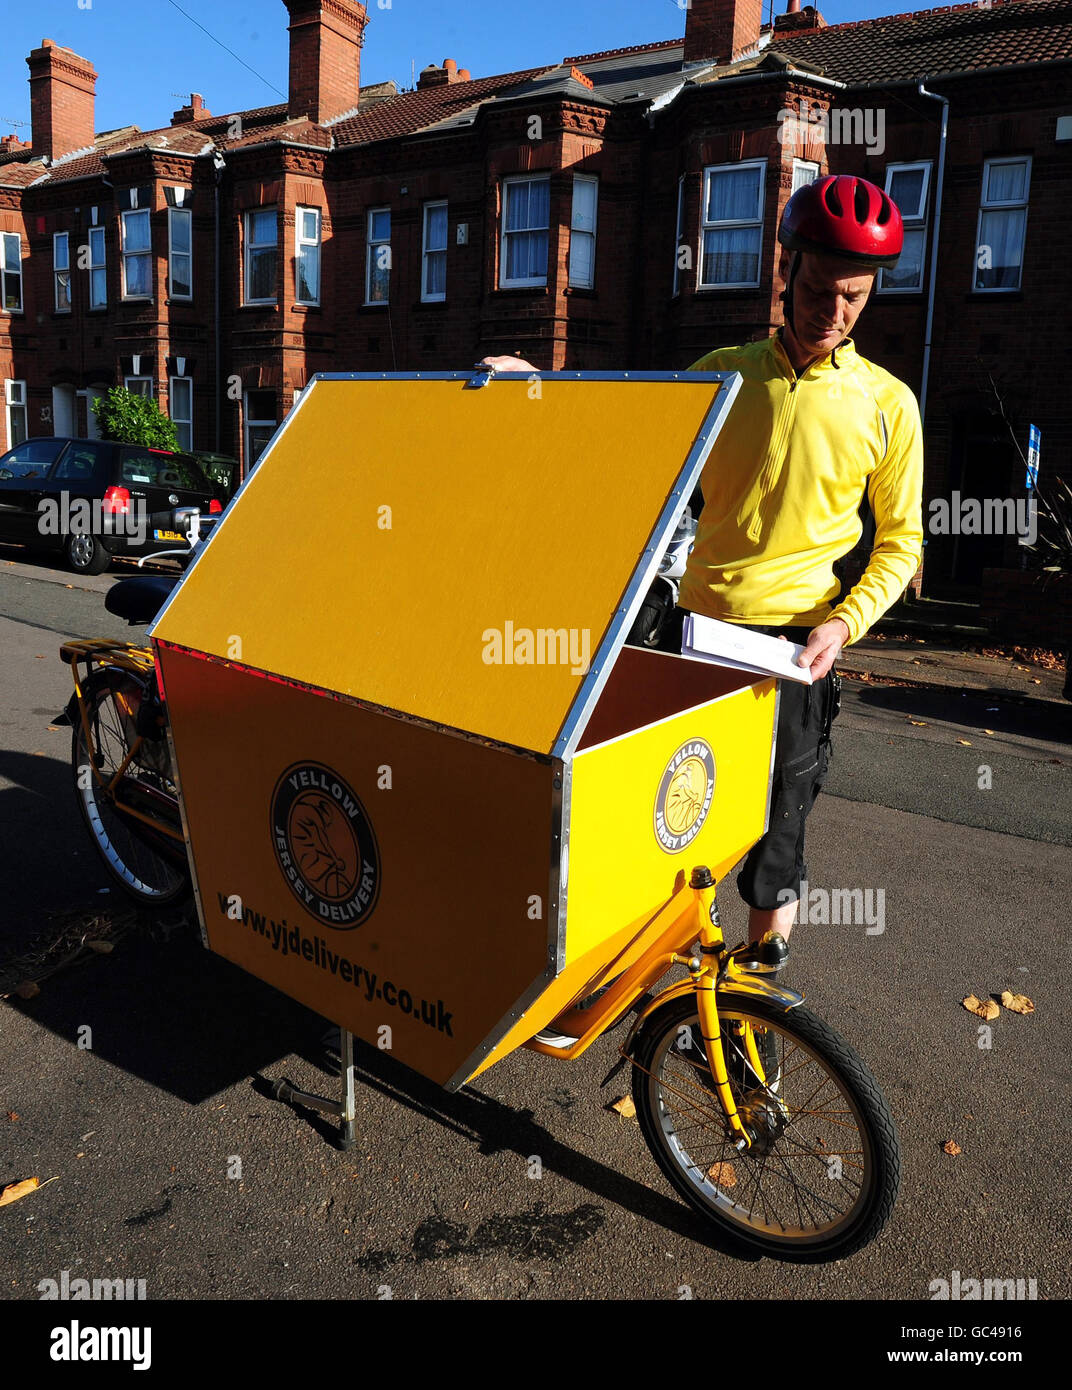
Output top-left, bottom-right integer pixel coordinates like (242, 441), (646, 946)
(483, 174), (923, 978)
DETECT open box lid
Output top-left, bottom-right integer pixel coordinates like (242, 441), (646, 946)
(149, 370), (741, 757)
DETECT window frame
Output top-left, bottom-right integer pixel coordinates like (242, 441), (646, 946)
(295, 205), (322, 307)
(791, 158), (820, 195)
(124, 376), (154, 400)
(53, 231), (71, 313)
(421, 201), (448, 303)
(4, 380), (28, 449)
(244, 207), (278, 306)
(365, 207), (392, 306)
(120, 207), (153, 301)
(88, 225), (107, 309)
(877, 161), (932, 295)
(168, 207), (193, 301)
(973, 155), (1032, 294)
(699, 159), (766, 290)
(244, 389), (277, 470)
(500, 174), (551, 290)
(169, 376), (193, 452)
(568, 175), (599, 291)
(1, 231), (24, 313)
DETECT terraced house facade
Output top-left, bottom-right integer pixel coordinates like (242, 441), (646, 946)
(1, 0), (1070, 603)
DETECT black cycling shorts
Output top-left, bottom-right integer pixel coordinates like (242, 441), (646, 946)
(734, 624), (841, 911)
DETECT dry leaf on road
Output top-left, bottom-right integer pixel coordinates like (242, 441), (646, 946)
(963, 994), (999, 1021)
(956, 738), (972, 746)
(943, 1141), (962, 1157)
(609, 1096), (636, 1120)
(0, 1177), (40, 1207)
(707, 1162), (737, 1187)
(1000, 991), (1035, 1015)
(908, 719), (927, 727)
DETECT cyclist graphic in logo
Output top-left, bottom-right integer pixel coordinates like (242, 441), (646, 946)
(289, 792), (360, 900)
(654, 739), (716, 854)
(271, 762), (380, 928)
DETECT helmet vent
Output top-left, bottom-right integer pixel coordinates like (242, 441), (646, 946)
(853, 180), (870, 224)
(824, 179), (844, 216)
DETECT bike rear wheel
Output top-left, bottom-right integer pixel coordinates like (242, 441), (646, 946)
(631, 991), (899, 1261)
(72, 670), (189, 907)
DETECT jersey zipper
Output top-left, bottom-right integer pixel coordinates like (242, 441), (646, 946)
(744, 341), (802, 543)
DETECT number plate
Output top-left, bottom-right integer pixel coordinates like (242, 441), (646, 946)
(153, 529), (186, 542)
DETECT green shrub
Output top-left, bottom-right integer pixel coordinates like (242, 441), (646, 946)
(91, 386), (179, 451)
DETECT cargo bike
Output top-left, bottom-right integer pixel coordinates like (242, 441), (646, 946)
(69, 370), (899, 1261)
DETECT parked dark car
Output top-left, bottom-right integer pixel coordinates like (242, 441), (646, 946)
(0, 437), (224, 574)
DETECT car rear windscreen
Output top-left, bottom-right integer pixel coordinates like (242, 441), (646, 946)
(119, 449), (212, 492)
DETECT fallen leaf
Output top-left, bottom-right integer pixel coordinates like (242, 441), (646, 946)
(956, 739), (972, 746)
(1000, 991), (1035, 1015)
(1030, 678), (1041, 685)
(908, 719), (927, 727)
(963, 994), (999, 1021)
(983, 729), (995, 736)
(5, 1112), (18, 1122)
(706, 1161), (737, 1187)
(943, 1141), (962, 1156)
(0, 1178), (40, 1207)
(609, 1095), (636, 1119)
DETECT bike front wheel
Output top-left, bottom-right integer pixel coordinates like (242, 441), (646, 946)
(72, 669), (190, 908)
(631, 991), (900, 1261)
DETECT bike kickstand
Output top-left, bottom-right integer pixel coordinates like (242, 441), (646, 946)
(272, 1027), (358, 1151)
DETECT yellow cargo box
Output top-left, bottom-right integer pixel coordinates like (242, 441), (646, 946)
(150, 371), (778, 1089)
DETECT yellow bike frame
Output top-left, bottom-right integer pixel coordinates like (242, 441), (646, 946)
(524, 873), (802, 1148)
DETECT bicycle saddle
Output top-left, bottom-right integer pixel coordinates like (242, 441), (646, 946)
(105, 574), (180, 625)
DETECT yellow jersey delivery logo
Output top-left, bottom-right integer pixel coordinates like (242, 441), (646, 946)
(654, 739), (716, 853)
(270, 762), (380, 928)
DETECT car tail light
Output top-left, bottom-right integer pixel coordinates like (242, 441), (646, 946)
(102, 485), (131, 514)
(209, 499), (223, 514)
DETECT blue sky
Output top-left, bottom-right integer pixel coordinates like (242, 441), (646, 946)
(2, 0), (966, 138)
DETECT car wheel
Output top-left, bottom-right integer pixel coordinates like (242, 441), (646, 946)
(65, 532), (111, 576)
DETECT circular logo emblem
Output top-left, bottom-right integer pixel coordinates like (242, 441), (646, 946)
(654, 739), (716, 854)
(270, 762), (380, 928)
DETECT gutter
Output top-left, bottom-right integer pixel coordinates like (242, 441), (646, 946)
(213, 150), (224, 457)
(916, 82), (949, 425)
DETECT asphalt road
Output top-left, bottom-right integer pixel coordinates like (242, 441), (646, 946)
(1, 546), (1070, 1303)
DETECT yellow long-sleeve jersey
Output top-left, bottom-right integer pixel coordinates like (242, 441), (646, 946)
(679, 331), (924, 645)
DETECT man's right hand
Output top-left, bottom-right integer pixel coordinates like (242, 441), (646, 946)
(478, 354), (539, 373)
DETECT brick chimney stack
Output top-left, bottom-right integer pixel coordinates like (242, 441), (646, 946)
(684, 0), (764, 65)
(283, 0), (368, 124)
(417, 59), (472, 90)
(773, 4), (829, 37)
(172, 93), (212, 125)
(26, 38), (97, 160)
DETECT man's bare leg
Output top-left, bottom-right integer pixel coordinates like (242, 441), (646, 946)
(748, 900), (797, 945)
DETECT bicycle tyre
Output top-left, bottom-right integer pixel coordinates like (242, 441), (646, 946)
(631, 990), (900, 1261)
(72, 669), (190, 908)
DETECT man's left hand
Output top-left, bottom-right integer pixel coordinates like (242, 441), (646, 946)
(796, 618), (850, 681)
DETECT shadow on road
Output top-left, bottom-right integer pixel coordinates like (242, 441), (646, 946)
(846, 680), (1072, 745)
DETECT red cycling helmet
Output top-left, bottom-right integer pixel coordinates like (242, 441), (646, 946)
(779, 174), (903, 269)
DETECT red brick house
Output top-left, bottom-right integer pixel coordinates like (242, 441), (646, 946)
(1, 0), (1070, 602)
